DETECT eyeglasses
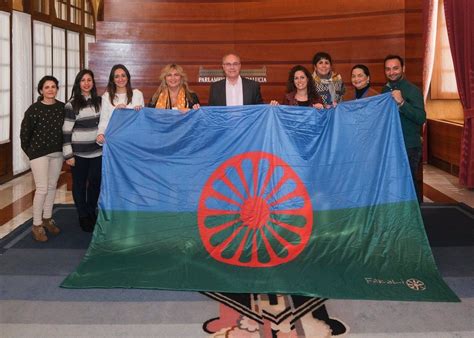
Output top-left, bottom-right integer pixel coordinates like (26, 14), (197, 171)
(223, 62), (241, 68)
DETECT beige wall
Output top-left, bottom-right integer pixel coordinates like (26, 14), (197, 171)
(426, 97), (464, 122)
(12, 1), (101, 18)
(12, 0), (23, 11)
(91, 0), (101, 18)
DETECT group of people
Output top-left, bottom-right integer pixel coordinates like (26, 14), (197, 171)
(20, 64), (144, 239)
(215, 51), (425, 205)
(20, 50), (426, 241)
(20, 50), (426, 335)
(203, 52), (425, 336)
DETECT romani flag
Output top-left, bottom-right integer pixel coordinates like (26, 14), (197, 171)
(62, 93), (459, 302)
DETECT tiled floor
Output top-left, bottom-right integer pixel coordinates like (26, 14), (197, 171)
(423, 165), (474, 207)
(0, 164), (473, 240)
(0, 172), (73, 239)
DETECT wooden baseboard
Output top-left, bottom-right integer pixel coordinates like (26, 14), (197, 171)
(423, 183), (458, 203)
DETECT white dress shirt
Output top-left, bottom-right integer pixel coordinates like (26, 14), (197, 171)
(225, 76), (243, 106)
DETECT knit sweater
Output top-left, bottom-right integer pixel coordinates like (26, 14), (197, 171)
(382, 78), (426, 149)
(20, 100), (65, 160)
(62, 98), (102, 159)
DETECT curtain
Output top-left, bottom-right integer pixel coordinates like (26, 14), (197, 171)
(33, 21), (52, 100)
(0, 11), (11, 144)
(444, 0), (474, 188)
(66, 30), (80, 100)
(53, 27), (66, 102)
(421, 0), (439, 163)
(422, 0), (439, 102)
(12, 11), (32, 175)
(84, 33), (95, 70)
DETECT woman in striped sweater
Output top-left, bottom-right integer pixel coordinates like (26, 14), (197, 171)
(62, 69), (102, 232)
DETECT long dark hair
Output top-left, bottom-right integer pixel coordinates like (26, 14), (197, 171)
(286, 65), (318, 101)
(37, 75), (59, 102)
(69, 69), (101, 114)
(106, 64), (133, 105)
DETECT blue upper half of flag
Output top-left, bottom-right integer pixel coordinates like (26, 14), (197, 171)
(100, 93), (415, 212)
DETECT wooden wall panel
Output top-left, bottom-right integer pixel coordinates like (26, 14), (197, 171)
(97, 13), (406, 43)
(103, 0), (407, 22)
(427, 119), (462, 176)
(404, 3), (423, 87)
(0, 143), (13, 184)
(405, 12), (424, 35)
(89, 38), (406, 64)
(405, 0), (424, 11)
(90, 0), (424, 104)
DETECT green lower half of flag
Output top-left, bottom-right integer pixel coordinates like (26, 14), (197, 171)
(61, 201), (459, 302)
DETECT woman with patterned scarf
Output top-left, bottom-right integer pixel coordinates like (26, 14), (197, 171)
(148, 64), (200, 112)
(312, 52), (346, 107)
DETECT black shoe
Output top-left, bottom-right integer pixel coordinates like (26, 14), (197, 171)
(79, 217), (94, 232)
(88, 214), (97, 229)
(312, 305), (348, 336)
(88, 211), (98, 225)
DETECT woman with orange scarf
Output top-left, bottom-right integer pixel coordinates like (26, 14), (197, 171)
(148, 64), (200, 111)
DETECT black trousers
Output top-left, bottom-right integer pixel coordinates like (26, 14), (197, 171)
(71, 155), (102, 218)
(406, 147), (422, 203)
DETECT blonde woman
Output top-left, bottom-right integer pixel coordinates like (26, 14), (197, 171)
(148, 64), (200, 111)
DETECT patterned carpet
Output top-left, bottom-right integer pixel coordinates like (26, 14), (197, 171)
(0, 205), (473, 337)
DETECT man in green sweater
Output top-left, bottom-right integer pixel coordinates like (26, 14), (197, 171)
(382, 54), (426, 203)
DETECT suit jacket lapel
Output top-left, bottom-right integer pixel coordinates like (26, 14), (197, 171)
(217, 80), (226, 106)
(242, 78), (250, 105)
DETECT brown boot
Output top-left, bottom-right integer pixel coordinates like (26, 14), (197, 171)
(42, 218), (60, 235)
(32, 225), (48, 242)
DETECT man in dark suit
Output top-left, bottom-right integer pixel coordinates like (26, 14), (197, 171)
(208, 53), (263, 106)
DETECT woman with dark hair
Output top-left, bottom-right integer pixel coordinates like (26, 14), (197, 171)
(271, 65), (323, 107)
(312, 51), (345, 107)
(148, 64), (200, 111)
(63, 69), (102, 232)
(96, 64), (144, 144)
(20, 76), (64, 242)
(350, 64), (378, 100)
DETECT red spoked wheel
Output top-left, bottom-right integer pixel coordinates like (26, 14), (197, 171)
(197, 152), (313, 268)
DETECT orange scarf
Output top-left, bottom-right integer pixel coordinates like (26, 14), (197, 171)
(155, 87), (187, 109)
